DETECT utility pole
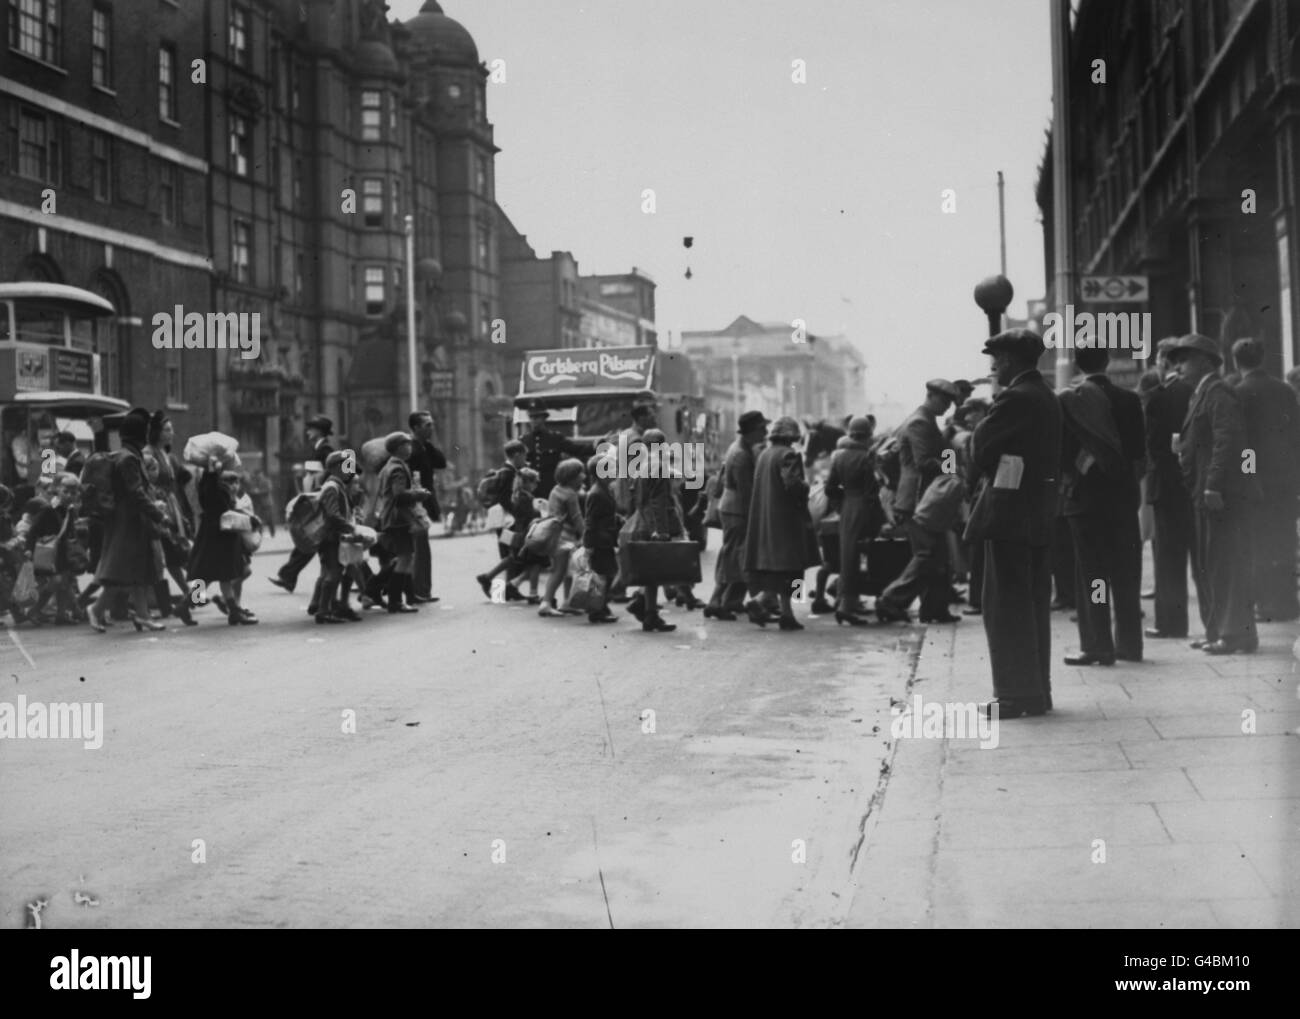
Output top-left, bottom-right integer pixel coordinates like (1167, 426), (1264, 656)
(1049, 0), (1075, 390)
(997, 169), (1007, 279)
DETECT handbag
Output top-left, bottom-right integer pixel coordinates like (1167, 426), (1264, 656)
(568, 567), (607, 613)
(625, 539), (702, 586)
(32, 517), (67, 575)
(339, 540), (367, 567)
(524, 515), (561, 557)
(11, 561), (38, 609)
(239, 528), (263, 553)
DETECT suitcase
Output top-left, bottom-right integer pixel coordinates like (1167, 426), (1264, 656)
(624, 539), (702, 586)
(858, 537), (911, 596)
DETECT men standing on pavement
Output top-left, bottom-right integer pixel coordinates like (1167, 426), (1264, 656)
(269, 415), (334, 593)
(407, 411), (447, 603)
(522, 405), (592, 499)
(1230, 337), (1300, 622)
(1142, 338), (1195, 639)
(1167, 333), (1262, 654)
(964, 329), (1062, 718)
(1058, 345), (1146, 665)
(876, 378), (961, 623)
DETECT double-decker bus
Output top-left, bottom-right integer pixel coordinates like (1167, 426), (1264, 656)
(0, 282), (130, 489)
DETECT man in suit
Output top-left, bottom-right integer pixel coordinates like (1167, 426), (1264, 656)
(407, 410), (447, 602)
(270, 415), (334, 593)
(965, 329), (1062, 718)
(1143, 338), (1195, 638)
(1058, 345), (1146, 665)
(1167, 333), (1262, 654)
(877, 378), (960, 623)
(1231, 337), (1300, 621)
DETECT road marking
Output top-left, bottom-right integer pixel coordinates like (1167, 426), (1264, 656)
(7, 628), (35, 669)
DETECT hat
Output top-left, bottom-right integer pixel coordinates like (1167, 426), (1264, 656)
(324, 450), (355, 474)
(847, 415), (874, 437)
(961, 396), (990, 413)
(1164, 333), (1222, 365)
(925, 379), (962, 402)
(306, 415), (334, 435)
(118, 406), (151, 445)
(641, 428), (667, 444)
(384, 431), (413, 454)
(769, 416), (801, 441)
(737, 410), (770, 433)
(1156, 336), (1182, 356)
(981, 328), (1046, 362)
(952, 379), (975, 398)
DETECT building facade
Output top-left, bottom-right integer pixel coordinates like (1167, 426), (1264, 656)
(1, 0), (506, 500)
(1038, 0), (1300, 376)
(681, 315), (867, 436)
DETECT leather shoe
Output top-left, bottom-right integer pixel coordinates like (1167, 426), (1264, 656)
(1202, 639), (1257, 655)
(920, 613), (961, 623)
(962, 607), (982, 615)
(268, 575), (295, 593)
(983, 698), (1046, 720)
(1144, 628), (1185, 639)
(875, 602), (912, 624)
(1189, 638), (1209, 649)
(1063, 651), (1115, 666)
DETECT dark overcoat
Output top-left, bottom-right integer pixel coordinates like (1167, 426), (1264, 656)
(187, 472), (247, 583)
(744, 443), (820, 579)
(95, 442), (165, 587)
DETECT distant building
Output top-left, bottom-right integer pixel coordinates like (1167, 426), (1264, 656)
(681, 315), (866, 436)
(577, 270), (657, 348)
(1038, 0), (1300, 377)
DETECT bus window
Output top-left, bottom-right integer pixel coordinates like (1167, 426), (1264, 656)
(12, 304), (65, 346)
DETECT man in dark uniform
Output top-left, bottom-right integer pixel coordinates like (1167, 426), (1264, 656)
(964, 329), (1062, 718)
(1167, 333), (1262, 654)
(1143, 337), (1195, 638)
(877, 378), (960, 622)
(1059, 345), (1146, 665)
(270, 415), (334, 592)
(407, 410), (447, 602)
(521, 406), (592, 499)
(1230, 337), (1300, 622)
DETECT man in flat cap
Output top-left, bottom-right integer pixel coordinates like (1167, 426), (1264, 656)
(1230, 337), (1300, 622)
(1058, 344), (1146, 665)
(270, 414), (335, 593)
(877, 378), (960, 622)
(964, 329), (1062, 717)
(1167, 333), (1261, 653)
(1141, 337), (1195, 638)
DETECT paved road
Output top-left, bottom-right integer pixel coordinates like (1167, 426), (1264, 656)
(0, 534), (918, 928)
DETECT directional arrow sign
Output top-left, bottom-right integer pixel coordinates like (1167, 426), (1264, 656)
(1080, 275), (1148, 303)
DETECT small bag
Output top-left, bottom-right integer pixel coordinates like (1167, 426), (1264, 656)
(703, 471), (724, 529)
(220, 510), (253, 532)
(11, 561), (38, 609)
(624, 539), (702, 586)
(568, 568), (607, 613)
(524, 516), (561, 557)
(339, 540), (367, 567)
(408, 504), (433, 535)
(287, 492), (328, 552)
(239, 528), (263, 553)
(32, 537), (59, 575)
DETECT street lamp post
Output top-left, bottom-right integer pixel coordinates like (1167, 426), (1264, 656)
(974, 274), (1014, 338)
(404, 214), (418, 415)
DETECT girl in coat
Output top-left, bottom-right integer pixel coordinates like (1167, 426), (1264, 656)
(538, 458), (586, 617)
(825, 417), (882, 625)
(627, 431), (686, 633)
(503, 468), (543, 603)
(188, 468), (255, 625)
(581, 455), (620, 624)
(372, 432), (425, 614)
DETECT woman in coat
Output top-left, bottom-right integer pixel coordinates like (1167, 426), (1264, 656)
(90, 407), (166, 632)
(705, 411), (768, 619)
(189, 467), (255, 624)
(581, 454), (620, 624)
(144, 420), (197, 626)
(371, 431), (425, 614)
(627, 430), (685, 633)
(825, 417), (881, 625)
(743, 416), (820, 630)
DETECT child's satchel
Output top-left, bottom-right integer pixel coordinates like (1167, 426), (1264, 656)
(32, 514), (70, 575)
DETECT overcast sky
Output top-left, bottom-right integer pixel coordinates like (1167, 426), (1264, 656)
(391, 0), (1053, 414)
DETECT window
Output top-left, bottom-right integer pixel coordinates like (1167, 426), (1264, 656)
(295, 252), (304, 299)
(11, 105), (60, 184)
(229, 4), (248, 67)
(166, 350), (183, 405)
(11, 0), (60, 65)
(393, 265), (403, 298)
(362, 177), (383, 227)
(480, 300), (490, 338)
(475, 157), (487, 195)
(231, 220), (251, 283)
(361, 90), (381, 141)
(290, 61), (300, 111)
(391, 178), (400, 219)
(364, 266), (384, 316)
(293, 157), (302, 205)
(229, 113), (249, 176)
(159, 162), (177, 223)
(159, 43), (177, 121)
(477, 225), (489, 267)
(91, 132), (112, 201)
(91, 5), (112, 87)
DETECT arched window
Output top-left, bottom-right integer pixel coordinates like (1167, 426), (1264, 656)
(88, 269), (129, 398)
(15, 253), (61, 282)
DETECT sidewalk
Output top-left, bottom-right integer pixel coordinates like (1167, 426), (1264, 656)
(847, 599), (1299, 928)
